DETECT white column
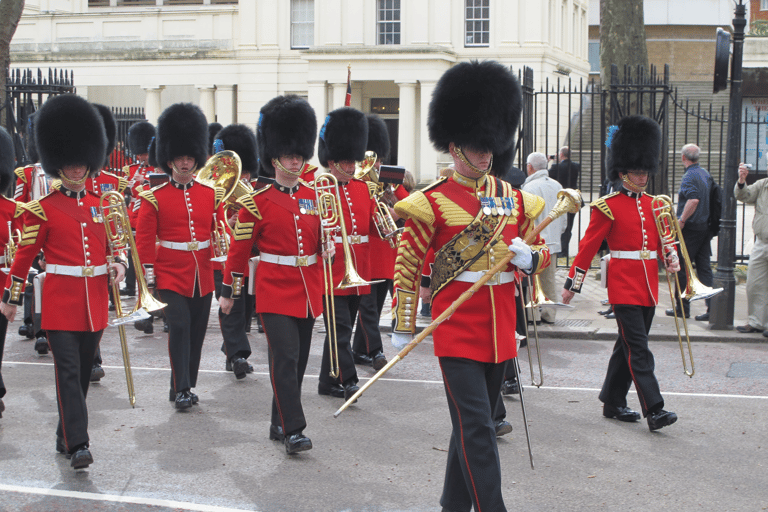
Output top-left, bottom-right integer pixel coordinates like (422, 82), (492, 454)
(396, 81), (418, 176)
(331, 82), (348, 110)
(197, 85), (216, 123)
(418, 80), (437, 184)
(142, 86), (165, 125)
(307, 80), (329, 167)
(215, 85), (236, 126)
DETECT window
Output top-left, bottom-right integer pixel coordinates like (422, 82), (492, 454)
(377, 0), (401, 45)
(762, 0), (768, 10)
(465, 0), (489, 47)
(588, 41), (600, 73)
(371, 98), (399, 115)
(291, 0), (314, 49)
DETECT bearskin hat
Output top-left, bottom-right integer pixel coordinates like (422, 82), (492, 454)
(155, 103), (209, 175)
(214, 124), (259, 176)
(127, 121), (155, 157)
(606, 115), (661, 182)
(366, 114), (390, 164)
(428, 60), (522, 155)
(318, 107), (368, 169)
(256, 95), (317, 178)
(26, 113), (38, 164)
(147, 137), (158, 168)
(92, 104), (117, 166)
(34, 94), (107, 178)
(208, 122), (223, 154)
(0, 126), (15, 195)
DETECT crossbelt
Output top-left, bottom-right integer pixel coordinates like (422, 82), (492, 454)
(454, 270), (516, 286)
(46, 263), (108, 277)
(610, 250), (657, 260)
(158, 239), (211, 251)
(333, 235), (369, 245)
(259, 252), (318, 267)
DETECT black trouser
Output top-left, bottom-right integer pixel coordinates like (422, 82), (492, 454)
(48, 329), (103, 452)
(214, 270), (253, 361)
(675, 227), (714, 313)
(261, 313), (314, 435)
(560, 212), (576, 257)
(439, 357), (507, 512)
(352, 279), (392, 356)
(0, 315), (8, 398)
(159, 288), (212, 393)
(319, 294), (360, 387)
(600, 305), (663, 416)
(123, 247), (136, 294)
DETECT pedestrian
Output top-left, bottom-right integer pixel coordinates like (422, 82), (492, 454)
(549, 146), (580, 257)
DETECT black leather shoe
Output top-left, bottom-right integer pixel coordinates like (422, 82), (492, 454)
(598, 307), (613, 316)
(109, 303), (116, 312)
(647, 409), (678, 431)
(605, 312), (616, 319)
(70, 446), (93, 469)
(269, 424), (285, 442)
(501, 379), (519, 395)
(169, 388), (197, 404)
(231, 357), (248, 380)
(90, 365), (105, 382)
(257, 320), (265, 333)
(56, 436), (66, 455)
(225, 358), (253, 374)
(284, 433), (312, 455)
(695, 312), (710, 321)
(318, 382), (345, 398)
(35, 337), (48, 355)
(175, 390), (193, 410)
(119, 289), (135, 297)
(736, 324), (762, 333)
(352, 351), (373, 366)
(343, 383), (359, 403)
(372, 351), (387, 371)
(665, 308), (689, 319)
(134, 318), (153, 334)
(495, 420), (513, 437)
(603, 404), (641, 422)
(18, 324), (34, 339)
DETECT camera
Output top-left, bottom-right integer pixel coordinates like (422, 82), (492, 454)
(548, 154), (556, 160)
(744, 164), (753, 170)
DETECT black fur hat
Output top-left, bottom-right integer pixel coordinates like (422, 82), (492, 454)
(257, 95), (317, 178)
(214, 124), (259, 176)
(34, 94), (107, 178)
(155, 103), (209, 175)
(607, 115), (661, 181)
(366, 114), (390, 164)
(208, 122), (223, 154)
(26, 113), (38, 164)
(0, 126), (15, 195)
(318, 107), (368, 168)
(127, 121), (155, 156)
(428, 60), (522, 155)
(92, 103), (117, 167)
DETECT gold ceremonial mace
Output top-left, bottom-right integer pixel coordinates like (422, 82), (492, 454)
(334, 189), (582, 419)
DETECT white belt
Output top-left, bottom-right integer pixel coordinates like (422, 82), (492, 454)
(0, 255), (5, 265)
(333, 235), (369, 245)
(610, 250), (657, 260)
(454, 270), (516, 286)
(159, 239), (211, 251)
(46, 263), (108, 277)
(260, 252), (318, 267)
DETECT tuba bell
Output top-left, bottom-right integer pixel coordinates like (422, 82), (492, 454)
(196, 150), (244, 263)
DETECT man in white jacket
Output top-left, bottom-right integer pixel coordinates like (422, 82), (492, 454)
(522, 152), (567, 323)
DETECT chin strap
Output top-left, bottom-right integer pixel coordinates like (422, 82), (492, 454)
(454, 146), (493, 175)
(272, 158), (303, 178)
(621, 173), (647, 193)
(332, 161), (355, 181)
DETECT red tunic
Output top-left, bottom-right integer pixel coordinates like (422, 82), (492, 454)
(368, 184), (409, 280)
(221, 182), (324, 319)
(564, 189), (661, 307)
(134, 179), (225, 298)
(14, 165), (45, 204)
(3, 189), (111, 332)
(0, 196), (25, 281)
(392, 174), (550, 364)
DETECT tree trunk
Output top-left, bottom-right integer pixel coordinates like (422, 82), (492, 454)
(599, 0), (649, 87)
(0, 0), (26, 133)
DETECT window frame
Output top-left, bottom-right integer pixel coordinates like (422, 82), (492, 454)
(290, 0), (315, 50)
(464, 0), (490, 48)
(377, 0), (401, 45)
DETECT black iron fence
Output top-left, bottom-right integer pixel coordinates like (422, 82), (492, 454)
(111, 107), (146, 173)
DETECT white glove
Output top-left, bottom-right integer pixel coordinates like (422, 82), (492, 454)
(391, 332), (412, 350)
(508, 237), (533, 272)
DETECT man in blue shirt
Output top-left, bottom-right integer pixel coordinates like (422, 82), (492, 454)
(665, 144), (714, 321)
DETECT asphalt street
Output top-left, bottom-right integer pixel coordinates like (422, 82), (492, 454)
(0, 287), (766, 512)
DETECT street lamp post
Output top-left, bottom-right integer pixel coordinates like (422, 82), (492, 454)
(711, 0), (746, 330)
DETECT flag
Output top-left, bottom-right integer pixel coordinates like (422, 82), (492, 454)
(344, 65), (352, 107)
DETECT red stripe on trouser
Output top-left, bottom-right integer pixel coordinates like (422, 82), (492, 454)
(617, 318), (649, 413)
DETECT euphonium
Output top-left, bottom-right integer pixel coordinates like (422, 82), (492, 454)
(196, 150), (244, 263)
(2, 221), (21, 272)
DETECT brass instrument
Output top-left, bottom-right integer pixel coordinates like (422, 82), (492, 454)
(211, 216), (230, 264)
(354, 151), (403, 248)
(335, 188), (583, 419)
(2, 221), (21, 273)
(100, 191), (166, 407)
(651, 195), (721, 378)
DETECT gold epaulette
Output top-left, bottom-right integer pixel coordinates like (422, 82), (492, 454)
(51, 179), (62, 190)
(394, 190), (434, 226)
(14, 167), (26, 183)
(13, 202), (25, 218)
(520, 190), (546, 219)
(236, 188), (267, 220)
(139, 189), (159, 211)
(122, 164), (131, 177)
(422, 176), (448, 192)
(590, 191), (619, 221)
(214, 186), (225, 209)
(21, 200), (47, 221)
(366, 181), (378, 198)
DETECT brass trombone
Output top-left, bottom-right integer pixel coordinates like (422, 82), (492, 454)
(101, 191), (168, 407)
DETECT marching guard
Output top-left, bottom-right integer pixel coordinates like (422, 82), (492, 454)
(0, 94), (127, 469)
(391, 60), (549, 512)
(561, 115), (679, 431)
